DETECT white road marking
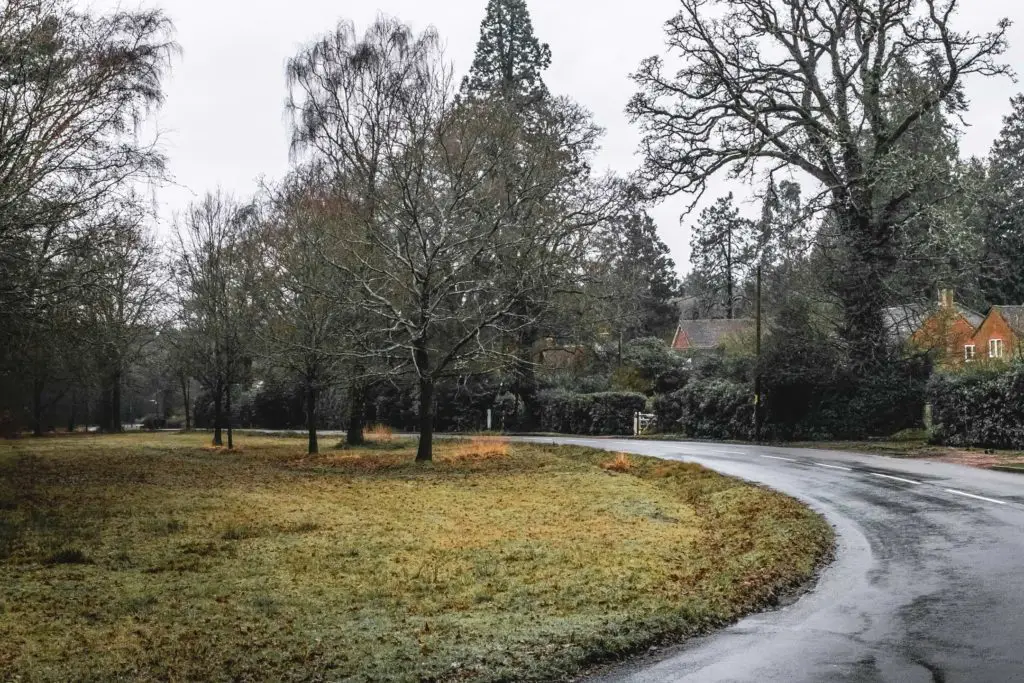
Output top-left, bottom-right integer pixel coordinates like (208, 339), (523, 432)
(815, 463), (853, 471)
(720, 450), (748, 455)
(761, 455), (797, 462)
(944, 488), (1009, 506)
(871, 473), (921, 485)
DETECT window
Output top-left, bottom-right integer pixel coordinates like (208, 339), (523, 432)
(965, 345), (976, 362)
(990, 339), (1005, 359)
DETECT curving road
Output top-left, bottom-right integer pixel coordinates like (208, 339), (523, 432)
(517, 437), (1024, 683)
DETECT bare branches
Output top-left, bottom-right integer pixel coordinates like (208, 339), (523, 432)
(628, 0), (1011, 207)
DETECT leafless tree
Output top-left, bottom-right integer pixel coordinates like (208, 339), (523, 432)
(0, 0), (176, 428)
(629, 0), (1011, 369)
(171, 191), (258, 448)
(81, 202), (167, 432)
(257, 170), (351, 455)
(287, 17), (616, 460)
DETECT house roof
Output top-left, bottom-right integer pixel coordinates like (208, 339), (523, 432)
(673, 318), (755, 350)
(996, 306), (1024, 334)
(883, 305), (929, 344)
(883, 303), (985, 344)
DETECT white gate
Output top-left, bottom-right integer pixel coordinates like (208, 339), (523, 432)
(633, 412), (656, 436)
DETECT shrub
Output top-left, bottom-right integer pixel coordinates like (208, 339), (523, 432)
(141, 414), (166, 431)
(928, 363), (1024, 449)
(534, 391), (646, 436)
(654, 380), (754, 440)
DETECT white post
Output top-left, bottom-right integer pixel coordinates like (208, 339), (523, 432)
(487, 409), (493, 431)
(633, 412), (639, 436)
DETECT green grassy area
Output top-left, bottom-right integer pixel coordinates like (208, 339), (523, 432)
(0, 433), (832, 682)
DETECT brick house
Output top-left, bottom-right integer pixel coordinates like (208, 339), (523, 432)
(909, 290), (984, 367)
(966, 306), (1024, 363)
(884, 290), (984, 367)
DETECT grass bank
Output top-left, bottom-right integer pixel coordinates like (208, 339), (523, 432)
(0, 432), (832, 682)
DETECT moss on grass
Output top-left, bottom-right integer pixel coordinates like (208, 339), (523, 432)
(0, 432), (832, 682)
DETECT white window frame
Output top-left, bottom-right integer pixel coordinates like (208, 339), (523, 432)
(964, 345), (976, 362)
(989, 338), (1005, 359)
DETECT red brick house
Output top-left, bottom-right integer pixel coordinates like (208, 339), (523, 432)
(966, 306), (1024, 363)
(907, 291), (984, 367)
(883, 290), (983, 367)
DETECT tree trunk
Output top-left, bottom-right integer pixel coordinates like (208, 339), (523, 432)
(226, 383), (233, 450)
(32, 377), (44, 437)
(346, 381), (366, 446)
(110, 368), (123, 433)
(835, 204), (892, 374)
(67, 387), (77, 434)
(212, 382), (223, 446)
(415, 340), (434, 462)
(306, 382), (318, 455)
(416, 375), (435, 462)
(180, 375), (191, 431)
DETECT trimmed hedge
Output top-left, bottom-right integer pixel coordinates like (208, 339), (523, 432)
(928, 364), (1024, 449)
(654, 380), (754, 441)
(535, 391), (647, 436)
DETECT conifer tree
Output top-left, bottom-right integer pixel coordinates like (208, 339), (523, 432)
(981, 95), (1024, 305)
(462, 0), (551, 107)
(689, 194), (757, 320)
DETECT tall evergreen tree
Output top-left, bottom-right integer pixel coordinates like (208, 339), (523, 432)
(980, 95), (1024, 305)
(689, 194), (757, 319)
(462, 0), (551, 107)
(595, 202), (682, 344)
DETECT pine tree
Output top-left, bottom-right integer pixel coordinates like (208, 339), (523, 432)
(600, 204), (682, 340)
(689, 194), (757, 319)
(980, 94), (1024, 305)
(462, 0), (551, 107)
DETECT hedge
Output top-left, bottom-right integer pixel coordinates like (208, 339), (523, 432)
(654, 380), (754, 441)
(928, 364), (1024, 449)
(535, 391), (647, 436)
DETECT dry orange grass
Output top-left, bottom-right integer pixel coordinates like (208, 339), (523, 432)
(436, 436), (511, 463)
(600, 453), (633, 473)
(364, 424), (394, 443)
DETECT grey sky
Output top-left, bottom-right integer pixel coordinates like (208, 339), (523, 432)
(89, 0), (1024, 270)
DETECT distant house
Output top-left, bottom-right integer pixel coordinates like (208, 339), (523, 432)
(885, 290), (984, 367)
(967, 306), (1024, 362)
(671, 318), (755, 352)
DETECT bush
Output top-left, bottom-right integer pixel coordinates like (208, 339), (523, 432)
(928, 364), (1024, 449)
(654, 380), (754, 440)
(535, 391), (646, 436)
(141, 414), (166, 431)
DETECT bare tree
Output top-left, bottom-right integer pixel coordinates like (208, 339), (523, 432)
(82, 202), (167, 432)
(257, 170), (350, 455)
(629, 0), (1011, 369)
(171, 191), (257, 448)
(0, 0), (176, 429)
(287, 17), (615, 461)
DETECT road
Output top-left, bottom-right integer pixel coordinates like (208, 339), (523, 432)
(511, 437), (1024, 683)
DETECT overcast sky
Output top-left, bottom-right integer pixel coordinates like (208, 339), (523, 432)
(87, 0), (1024, 271)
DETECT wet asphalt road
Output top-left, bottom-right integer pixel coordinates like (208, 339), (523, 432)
(516, 437), (1024, 683)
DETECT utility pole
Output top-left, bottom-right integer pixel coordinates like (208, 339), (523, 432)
(754, 264), (762, 443)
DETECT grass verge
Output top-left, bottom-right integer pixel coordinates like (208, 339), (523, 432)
(0, 432), (832, 682)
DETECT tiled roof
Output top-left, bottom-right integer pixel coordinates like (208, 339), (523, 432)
(883, 305), (929, 344)
(673, 319), (755, 350)
(883, 303), (985, 344)
(996, 306), (1024, 334)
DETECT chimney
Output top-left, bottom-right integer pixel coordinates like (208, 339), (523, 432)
(939, 288), (954, 310)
